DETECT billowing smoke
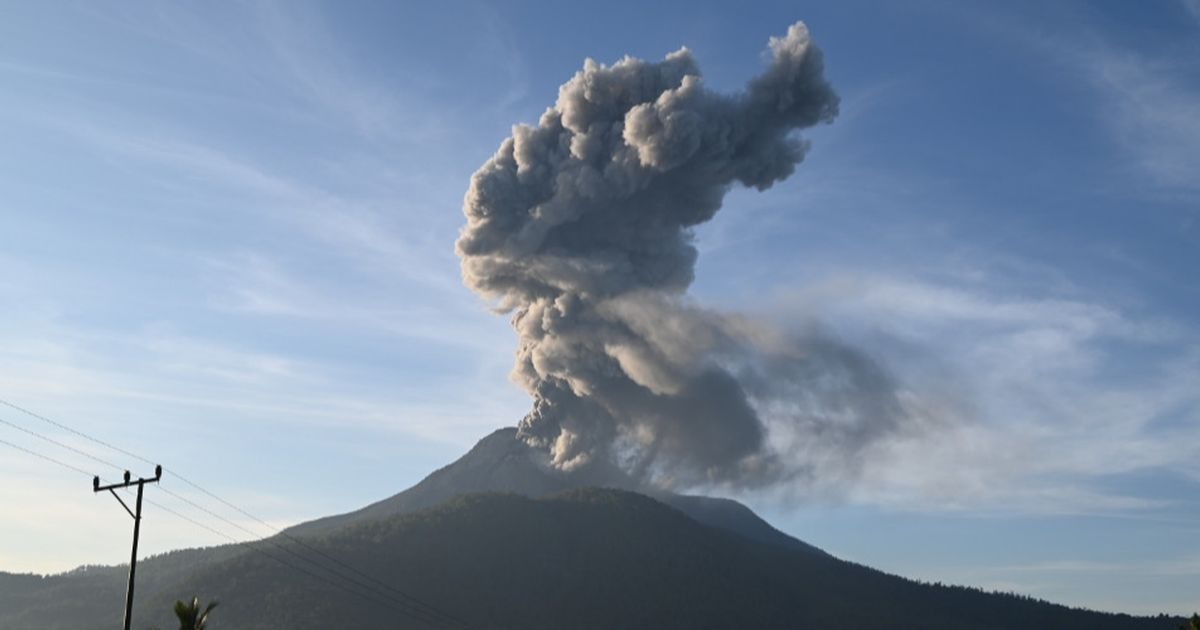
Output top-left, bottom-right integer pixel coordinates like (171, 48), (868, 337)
(458, 23), (911, 489)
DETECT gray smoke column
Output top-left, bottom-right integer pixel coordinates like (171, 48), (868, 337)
(458, 23), (900, 487)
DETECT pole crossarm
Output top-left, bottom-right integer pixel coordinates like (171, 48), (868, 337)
(94, 465), (161, 493)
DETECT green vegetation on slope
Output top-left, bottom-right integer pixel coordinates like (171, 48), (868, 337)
(127, 489), (1179, 630)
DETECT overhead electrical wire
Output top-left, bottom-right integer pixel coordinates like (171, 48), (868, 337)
(0, 435), (457, 629)
(0, 415), (470, 630)
(151, 467), (470, 625)
(153, 484), (471, 630)
(0, 435), (94, 478)
(0, 401), (457, 622)
(140, 496), (463, 629)
(0, 414), (127, 474)
(0, 398), (151, 467)
(0, 399), (474, 630)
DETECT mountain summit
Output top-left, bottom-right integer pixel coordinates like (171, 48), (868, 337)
(288, 427), (820, 553)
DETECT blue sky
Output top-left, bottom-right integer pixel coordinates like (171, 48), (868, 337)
(1, 0), (1198, 616)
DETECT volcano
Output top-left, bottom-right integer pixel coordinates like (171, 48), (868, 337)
(0, 429), (1179, 629)
(286, 427), (821, 555)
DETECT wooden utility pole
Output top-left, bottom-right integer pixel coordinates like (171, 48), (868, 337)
(94, 466), (161, 630)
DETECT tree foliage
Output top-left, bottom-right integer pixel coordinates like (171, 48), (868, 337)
(171, 597), (218, 630)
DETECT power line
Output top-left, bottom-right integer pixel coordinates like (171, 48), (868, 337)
(0, 435), (94, 477)
(0, 414), (126, 474)
(141, 497), (458, 628)
(154, 484), (470, 629)
(0, 435), (147, 503)
(2, 411), (186, 630)
(0, 399), (473, 629)
(0, 436), (463, 630)
(156, 481), (474, 628)
(0, 398), (155, 467)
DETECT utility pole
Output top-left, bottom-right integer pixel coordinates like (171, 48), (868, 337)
(94, 465), (162, 630)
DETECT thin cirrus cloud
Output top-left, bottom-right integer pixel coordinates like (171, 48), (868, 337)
(970, 0), (1200, 199)
(764, 271), (1200, 514)
(1078, 48), (1200, 196)
(22, 109), (469, 305)
(0, 0), (528, 456)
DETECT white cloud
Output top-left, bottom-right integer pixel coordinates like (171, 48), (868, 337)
(1080, 49), (1200, 195)
(767, 272), (1200, 515)
(950, 1), (1200, 199)
(203, 252), (506, 352)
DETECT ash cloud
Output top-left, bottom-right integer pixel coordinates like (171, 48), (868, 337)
(457, 23), (913, 489)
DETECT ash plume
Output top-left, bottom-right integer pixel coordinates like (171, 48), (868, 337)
(458, 23), (911, 489)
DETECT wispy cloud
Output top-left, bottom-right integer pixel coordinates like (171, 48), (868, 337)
(251, 1), (451, 144)
(1183, 0), (1200, 23)
(203, 253), (502, 350)
(1078, 47), (1200, 196)
(762, 271), (1200, 515)
(0, 3), (531, 555)
(0, 319), (518, 441)
(22, 110), (464, 292)
(940, 1), (1200, 201)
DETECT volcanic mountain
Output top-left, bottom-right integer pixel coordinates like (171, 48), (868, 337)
(0, 429), (1180, 629)
(285, 427), (819, 554)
